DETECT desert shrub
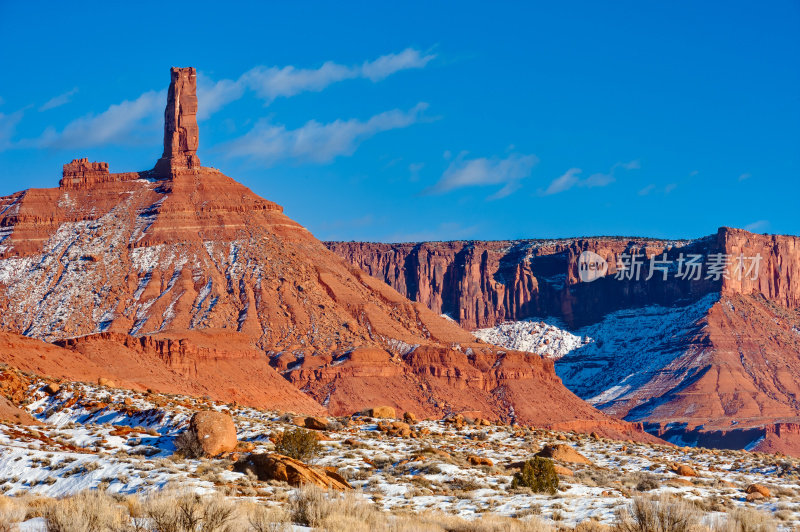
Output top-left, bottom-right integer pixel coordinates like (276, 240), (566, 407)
(143, 490), (238, 532)
(635, 474), (660, 492)
(511, 457), (559, 494)
(615, 494), (702, 532)
(274, 428), (320, 463)
(247, 504), (290, 532)
(710, 506), (777, 532)
(43, 490), (128, 532)
(173, 429), (204, 459)
(0, 496), (27, 532)
(289, 484), (377, 530)
(447, 477), (482, 492)
(574, 468), (615, 487)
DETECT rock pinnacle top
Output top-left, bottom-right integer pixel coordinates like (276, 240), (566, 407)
(154, 67), (200, 177)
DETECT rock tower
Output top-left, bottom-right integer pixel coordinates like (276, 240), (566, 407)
(154, 67), (200, 177)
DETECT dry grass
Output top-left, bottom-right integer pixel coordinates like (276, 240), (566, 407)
(615, 493), (705, 532)
(0, 496), (27, 532)
(709, 506), (777, 532)
(141, 490), (239, 531)
(616, 494), (777, 532)
(42, 490), (129, 532)
(287, 483), (553, 532)
(2, 484), (782, 532)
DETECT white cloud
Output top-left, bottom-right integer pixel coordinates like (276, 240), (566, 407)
(744, 220), (769, 233)
(360, 48), (435, 81)
(428, 152), (538, 199)
(200, 47), (436, 115)
(638, 184), (656, 196)
(385, 221), (480, 243)
(543, 167), (582, 195)
(583, 171), (616, 188)
(0, 110), (24, 150)
(197, 77), (245, 120)
(242, 61), (354, 102)
(39, 88), (78, 111)
(27, 90), (164, 149)
(542, 160), (640, 195)
(738, 172), (752, 181)
(409, 162), (424, 182)
(618, 159), (640, 170)
(223, 103), (428, 165)
(664, 183), (677, 194)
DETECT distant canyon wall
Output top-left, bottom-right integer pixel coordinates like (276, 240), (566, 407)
(327, 227), (800, 329)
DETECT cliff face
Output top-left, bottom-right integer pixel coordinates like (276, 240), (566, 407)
(720, 227), (800, 309)
(327, 230), (800, 455)
(327, 228), (800, 329)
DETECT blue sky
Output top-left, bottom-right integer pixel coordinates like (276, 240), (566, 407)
(1, 1), (798, 241)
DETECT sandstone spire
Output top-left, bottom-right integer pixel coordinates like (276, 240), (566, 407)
(154, 67), (200, 176)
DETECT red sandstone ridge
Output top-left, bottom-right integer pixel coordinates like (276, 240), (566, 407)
(0, 330), (324, 414)
(0, 66), (660, 443)
(326, 228), (800, 329)
(325, 237), (720, 329)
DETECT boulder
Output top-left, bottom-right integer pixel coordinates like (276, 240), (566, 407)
(403, 411), (417, 423)
(536, 444), (592, 465)
(745, 484), (770, 498)
(44, 383), (60, 395)
(745, 492), (764, 502)
(467, 455), (493, 467)
(367, 406), (396, 419)
(377, 421), (411, 437)
(189, 411), (237, 456)
(97, 377), (115, 388)
(237, 453), (351, 490)
(303, 416), (330, 431)
(670, 464), (698, 477)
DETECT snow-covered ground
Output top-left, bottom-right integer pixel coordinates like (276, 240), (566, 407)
(474, 319), (586, 359)
(473, 295), (719, 417)
(0, 375), (796, 530)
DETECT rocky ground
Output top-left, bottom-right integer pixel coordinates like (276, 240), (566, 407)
(0, 369), (796, 530)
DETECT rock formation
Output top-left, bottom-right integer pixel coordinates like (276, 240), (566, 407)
(0, 67), (659, 443)
(154, 67), (200, 177)
(188, 411), (237, 456)
(0, 330), (326, 414)
(327, 230), (800, 455)
(327, 229), (800, 329)
(59, 158), (141, 189)
(236, 453), (352, 490)
(326, 237), (723, 329)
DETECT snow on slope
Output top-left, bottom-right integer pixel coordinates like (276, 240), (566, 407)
(473, 294), (719, 417)
(474, 319), (586, 359)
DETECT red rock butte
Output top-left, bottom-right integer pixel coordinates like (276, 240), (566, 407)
(0, 67), (670, 444)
